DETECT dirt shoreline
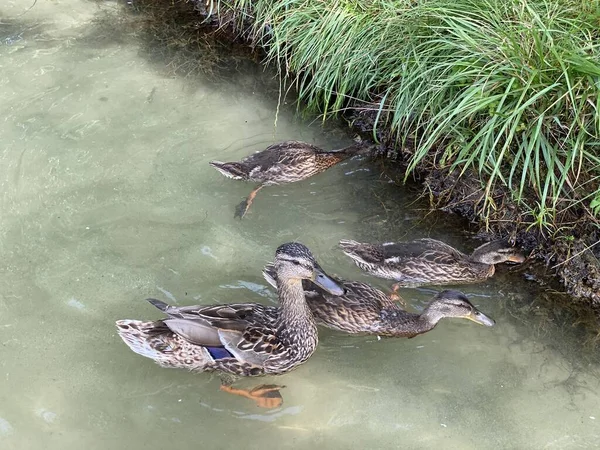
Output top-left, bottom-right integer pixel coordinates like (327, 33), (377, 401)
(347, 108), (600, 305)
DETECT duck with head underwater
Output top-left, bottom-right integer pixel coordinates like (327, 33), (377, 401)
(209, 140), (370, 218)
(116, 242), (344, 409)
(339, 238), (525, 295)
(262, 264), (495, 338)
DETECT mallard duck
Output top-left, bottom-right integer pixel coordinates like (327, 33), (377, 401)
(262, 263), (495, 338)
(116, 242), (343, 408)
(209, 140), (368, 218)
(339, 238), (525, 291)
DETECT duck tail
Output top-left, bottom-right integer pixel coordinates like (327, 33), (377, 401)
(117, 319), (214, 370)
(339, 239), (364, 261)
(339, 239), (381, 264)
(262, 263), (278, 289)
(209, 161), (248, 180)
(116, 320), (170, 362)
(147, 298), (170, 312)
(339, 239), (361, 254)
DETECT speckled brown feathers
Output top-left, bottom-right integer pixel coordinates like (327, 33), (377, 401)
(209, 140), (367, 185)
(262, 264), (496, 338)
(116, 243), (344, 379)
(339, 238), (525, 287)
(116, 301), (281, 376)
(306, 281), (402, 335)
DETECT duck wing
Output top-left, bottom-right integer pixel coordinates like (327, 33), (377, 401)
(217, 327), (281, 367)
(241, 141), (323, 182)
(307, 281), (397, 334)
(146, 298), (279, 361)
(245, 139), (320, 159)
(148, 299), (276, 328)
(379, 239), (466, 265)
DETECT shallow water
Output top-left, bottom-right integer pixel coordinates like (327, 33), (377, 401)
(2, 1), (600, 449)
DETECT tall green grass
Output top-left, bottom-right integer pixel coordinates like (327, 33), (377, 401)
(218, 0), (600, 231)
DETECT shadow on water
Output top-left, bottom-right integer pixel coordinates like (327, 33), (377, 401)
(82, 0), (263, 80)
(76, 0), (356, 149)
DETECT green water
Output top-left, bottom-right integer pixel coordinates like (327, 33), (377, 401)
(2, 1), (600, 449)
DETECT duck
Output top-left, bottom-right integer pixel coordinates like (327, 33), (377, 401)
(338, 238), (525, 292)
(209, 140), (369, 218)
(262, 263), (495, 338)
(116, 242), (344, 409)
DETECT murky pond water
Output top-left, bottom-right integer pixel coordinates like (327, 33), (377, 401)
(2, 1), (600, 449)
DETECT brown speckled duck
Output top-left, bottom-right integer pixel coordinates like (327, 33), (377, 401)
(209, 140), (369, 218)
(339, 238), (525, 292)
(116, 242), (343, 408)
(262, 263), (495, 338)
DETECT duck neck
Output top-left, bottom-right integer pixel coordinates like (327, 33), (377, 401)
(417, 306), (445, 331)
(468, 244), (496, 267)
(381, 309), (437, 336)
(466, 253), (496, 277)
(276, 277), (318, 349)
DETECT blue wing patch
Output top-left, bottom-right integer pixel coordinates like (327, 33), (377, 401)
(206, 346), (233, 360)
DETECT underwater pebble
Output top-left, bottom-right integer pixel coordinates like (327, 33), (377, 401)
(36, 408), (57, 423)
(67, 298), (85, 310)
(201, 246), (217, 259)
(346, 384), (380, 392)
(441, 423), (447, 428)
(0, 417), (13, 436)
(590, 416), (595, 420)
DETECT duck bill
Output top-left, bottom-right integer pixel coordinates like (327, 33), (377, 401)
(507, 254), (526, 263)
(311, 265), (345, 296)
(466, 310), (496, 327)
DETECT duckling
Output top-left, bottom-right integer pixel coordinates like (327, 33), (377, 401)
(262, 263), (495, 337)
(339, 238), (525, 293)
(116, 242), (343, 408)
(209, 140), (369, 218)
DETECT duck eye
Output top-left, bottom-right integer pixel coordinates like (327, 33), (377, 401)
(292, 260), (301, 266)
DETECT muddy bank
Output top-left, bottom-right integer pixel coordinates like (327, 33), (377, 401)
(121, 0), (600, 311)
(347, 108), (600, 306)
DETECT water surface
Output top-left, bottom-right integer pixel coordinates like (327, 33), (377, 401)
(2, 1), (600, 449)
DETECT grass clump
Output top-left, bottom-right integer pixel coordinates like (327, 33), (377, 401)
(216, 0), (600, 232)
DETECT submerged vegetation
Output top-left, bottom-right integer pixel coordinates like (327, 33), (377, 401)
(211, 0), (600, 234)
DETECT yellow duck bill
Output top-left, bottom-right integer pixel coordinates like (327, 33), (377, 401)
(467, 310), (496, 327)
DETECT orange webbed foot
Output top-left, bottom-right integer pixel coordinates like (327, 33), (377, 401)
(233, 185), (264, 219)
(220, 384), (285, 409)
(389, 284), (406, 306)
